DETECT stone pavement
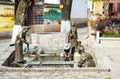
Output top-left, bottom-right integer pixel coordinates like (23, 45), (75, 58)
(93, 45), (120, 79)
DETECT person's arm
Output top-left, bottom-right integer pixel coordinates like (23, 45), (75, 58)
(21, 38), (29, 44)
(63, 49), (67, 57)
(67, 48), (71, 57)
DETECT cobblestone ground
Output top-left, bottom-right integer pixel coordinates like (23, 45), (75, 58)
(1, 27), (120, 79)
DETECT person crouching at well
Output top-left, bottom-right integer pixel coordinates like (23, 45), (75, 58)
(64, 43), (71, 61)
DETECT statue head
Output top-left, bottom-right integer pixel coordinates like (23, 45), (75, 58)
(77, 41), (81, 46)
(23, 27), (30, 33)
(71, 21), (75, 27)
(71, 26), (76, 33)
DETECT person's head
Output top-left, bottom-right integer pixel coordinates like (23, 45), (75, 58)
(64, 43), (71, 50)
(71, 26), (76, 34)
(71, 21), (75, 27)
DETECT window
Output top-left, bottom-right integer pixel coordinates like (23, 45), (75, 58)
(33, 4), (44, 24)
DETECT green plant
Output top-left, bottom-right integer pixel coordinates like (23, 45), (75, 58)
(106, 77), (111, 79)
(102, 33), (120, 37)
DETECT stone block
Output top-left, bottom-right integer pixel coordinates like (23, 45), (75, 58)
(31, 32), (67, 53)
(31, 25), (61, 33)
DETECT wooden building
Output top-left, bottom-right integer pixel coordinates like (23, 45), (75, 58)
(88, 0), (120, 19)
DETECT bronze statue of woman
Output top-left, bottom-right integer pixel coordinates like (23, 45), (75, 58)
(14, 27), (30, 64)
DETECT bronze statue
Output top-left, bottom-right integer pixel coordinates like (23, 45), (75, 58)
(77, 41), (84, 54)
(14, 27), (30, 64)
(68, 22), (78, 46)
(68, 22), (78, 60)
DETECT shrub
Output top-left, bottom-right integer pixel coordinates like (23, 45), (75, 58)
(102, 33), (120, 37)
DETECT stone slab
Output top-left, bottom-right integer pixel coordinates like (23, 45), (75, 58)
(31, 32), (67, 53)
(31, 25), (61, 33)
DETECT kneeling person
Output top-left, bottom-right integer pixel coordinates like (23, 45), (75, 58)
(64, 43), (71, 61)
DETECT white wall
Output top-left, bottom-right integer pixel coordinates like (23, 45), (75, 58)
(71, 0), (88, 18)
(11, 0), (14, 3)
(44, 0), (60, 4)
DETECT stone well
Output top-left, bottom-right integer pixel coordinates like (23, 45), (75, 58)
(31, 32), (67, 53)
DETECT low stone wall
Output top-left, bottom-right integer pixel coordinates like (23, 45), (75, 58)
(31, 25), (61, 33)
(0, 66), (110, 72)
(31, 32), (67, 53)
(0, 31), (12, 39)
(96, 31), (120, 46)
(0, 66), (110, 79)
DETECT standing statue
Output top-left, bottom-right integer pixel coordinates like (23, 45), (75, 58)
(68, 22), (78, 44)
(14, 27), (30, 64)
(68, 22), (78, 60)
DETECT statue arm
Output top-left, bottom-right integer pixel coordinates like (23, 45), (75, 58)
(21, 38), (29, 52)
(15, 35), (19, 44)
(21, 38), (29, 45)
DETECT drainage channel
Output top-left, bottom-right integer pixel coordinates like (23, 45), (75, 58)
(25, 55), (74, 68)
(25, 61), (74, 68)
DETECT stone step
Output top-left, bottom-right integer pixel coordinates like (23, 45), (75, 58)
(42, 61), (74, 65)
